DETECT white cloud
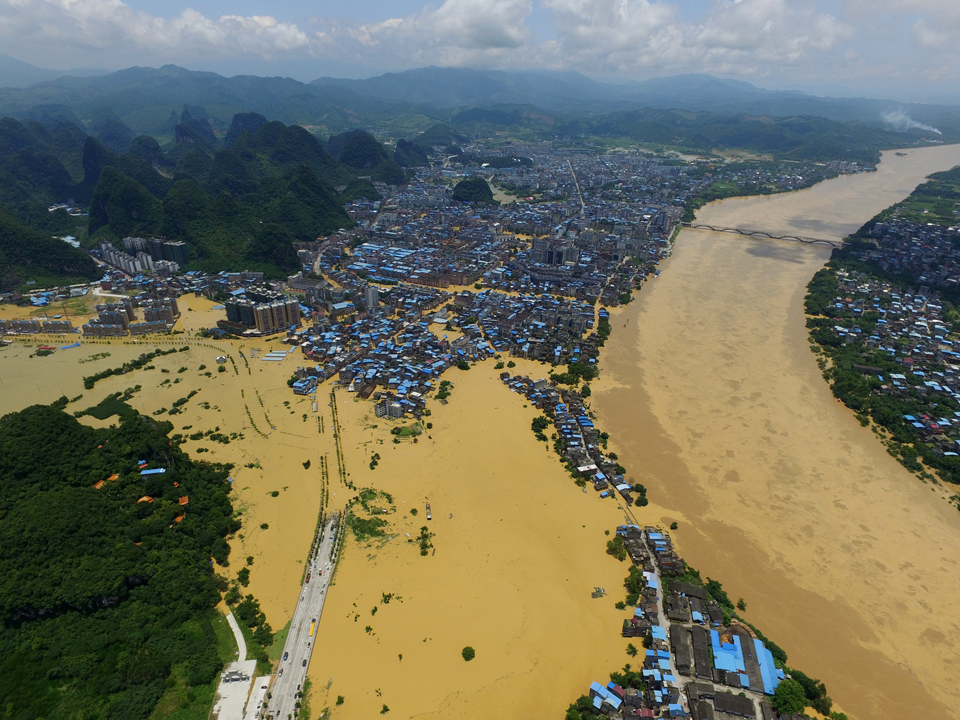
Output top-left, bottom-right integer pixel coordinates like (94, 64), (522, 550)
(0, 0), (956, 97)
(0, 0), (312, 63)
(315, 0), (536, 69)
(313, 0), (852, 76)
(912, 18), (948, 48)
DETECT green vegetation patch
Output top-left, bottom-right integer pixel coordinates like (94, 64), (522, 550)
(83, 346), (187, 390)
(0, 402), (246, 720)
(871, 165), (960, 227)
(73, 385), (141, 420)
(346, 512), (388, 541)
(452, 177), (496, 204)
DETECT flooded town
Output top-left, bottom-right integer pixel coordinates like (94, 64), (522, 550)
(3, 140), (960, 720)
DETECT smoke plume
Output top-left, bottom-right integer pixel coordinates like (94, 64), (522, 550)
(882, 110), (942, 135)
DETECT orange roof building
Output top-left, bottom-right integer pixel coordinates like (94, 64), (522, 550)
(178, 496), (189, 506)
(137, 496), (153, 504)
(107, 474), (119, 482)
(93, 480), (104, 490)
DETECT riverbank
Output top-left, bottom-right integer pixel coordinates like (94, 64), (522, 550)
(591, 144), (960, 720)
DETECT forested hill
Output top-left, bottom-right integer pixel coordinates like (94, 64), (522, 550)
(0, 204), (99, 293)
(0, 402), (253, 719)
(0, 112), (409, 281)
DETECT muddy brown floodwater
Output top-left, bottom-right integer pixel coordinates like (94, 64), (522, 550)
(592, 145), (960, 720)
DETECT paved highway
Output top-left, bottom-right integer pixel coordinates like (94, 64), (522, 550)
(263, 514), (340, 720)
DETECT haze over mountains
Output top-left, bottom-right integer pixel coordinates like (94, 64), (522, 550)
(0, 53), (106, 89)
(1, 62), (958, 141)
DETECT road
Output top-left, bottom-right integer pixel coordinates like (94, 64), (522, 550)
(225, 607), (247, 661)
(263, 514), (340, 720)
(567, 159), (586, 214)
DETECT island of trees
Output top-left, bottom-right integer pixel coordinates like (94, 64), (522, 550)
(452, 177), (496, 204)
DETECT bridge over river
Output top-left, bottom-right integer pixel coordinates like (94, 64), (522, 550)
(682, 222), (843, 248)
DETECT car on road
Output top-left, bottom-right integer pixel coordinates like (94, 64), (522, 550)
(283, 652), (289, 661)
(302, 659), (307, 667)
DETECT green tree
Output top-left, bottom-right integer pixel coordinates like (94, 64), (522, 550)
(772, 679), (808, 715)
(606, 536), (627, 562)
(461, 646), (476, 661)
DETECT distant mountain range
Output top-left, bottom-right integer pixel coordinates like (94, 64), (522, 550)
(0, 63), (957, 142)
(0, 54), (106, 89)
(311, 66), (960, 133)
(311, 68), (791, 114)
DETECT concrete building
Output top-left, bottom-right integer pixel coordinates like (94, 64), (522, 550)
(100, 242), (159, 275)
(141, 298), (180, 326)
(224, 296), (300, 335)
(41, 319), (74, 333)
(82, 321), (127, 337)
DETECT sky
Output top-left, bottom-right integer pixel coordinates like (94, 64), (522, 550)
(1, 0), (959, 101)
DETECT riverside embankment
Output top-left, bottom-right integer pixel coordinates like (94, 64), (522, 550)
(591, 145), (960, 720)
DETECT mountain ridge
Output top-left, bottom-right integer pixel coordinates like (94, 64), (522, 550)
(0, 64), (957, 140)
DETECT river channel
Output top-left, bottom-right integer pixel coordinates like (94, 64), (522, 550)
(592, 145), (960, 720)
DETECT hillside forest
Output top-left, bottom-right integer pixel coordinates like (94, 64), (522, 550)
(0, 400), (272, 720)
(0, 111), (432, 287)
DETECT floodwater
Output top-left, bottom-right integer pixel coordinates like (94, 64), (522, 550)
(0, 296), (658, 719)
(308, 358), (662, 718)
(591, 145), (960, 720)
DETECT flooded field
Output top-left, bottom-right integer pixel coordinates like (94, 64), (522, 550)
(0, 294), (663, 719)
(591, 145), (960, 720)
(0, 294), (338, 624)
(307, 358), (665, 718)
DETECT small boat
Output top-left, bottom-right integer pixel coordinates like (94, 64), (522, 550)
(426, 503), (432, 520)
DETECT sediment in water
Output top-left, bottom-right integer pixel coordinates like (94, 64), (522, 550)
(591, 145), (960, 720)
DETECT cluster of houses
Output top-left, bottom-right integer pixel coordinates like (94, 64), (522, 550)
(82, 297), (181, 338)
(285, 310), (494, 416)
(449, 290), (600, 363)
(282, 281), (611, 418)
(314, 151), (692, 305)
(497, 373), (643, 501)
(821, 269), (960, 456)
(853, 218), (960, 289)
(0, 317), (75, 334)
(345, 234), (508, 288)
(587, 526), (791, 720)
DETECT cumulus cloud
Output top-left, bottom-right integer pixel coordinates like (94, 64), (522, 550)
(316, 0), (852, 75)
(312, 0), (537, 70)
(0, 0), (313, 63)
(0, 0), (957, 96)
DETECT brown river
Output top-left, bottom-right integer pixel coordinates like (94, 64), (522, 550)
(592, 145), (960, 720)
